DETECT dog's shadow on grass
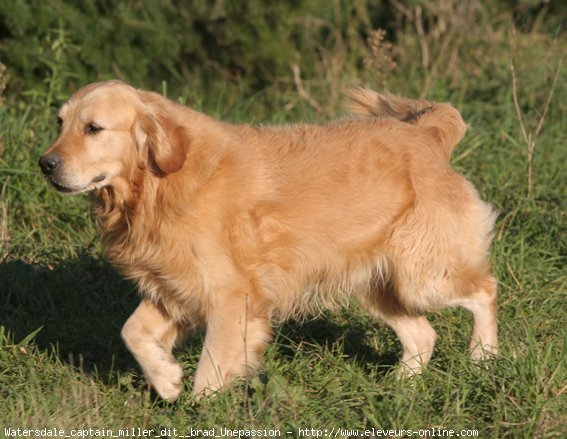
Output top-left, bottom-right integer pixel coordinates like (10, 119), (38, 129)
(0, 255), (145, 382)
(276, 316), (399, 379)
(0, 256), (398, 389)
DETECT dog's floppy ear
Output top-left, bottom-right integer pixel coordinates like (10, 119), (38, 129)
(135, 106), (189, 174)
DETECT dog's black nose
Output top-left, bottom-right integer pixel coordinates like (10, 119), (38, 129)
(39, 153), (61, 175)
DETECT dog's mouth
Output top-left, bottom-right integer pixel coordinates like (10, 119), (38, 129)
(46, 173), (108, 195)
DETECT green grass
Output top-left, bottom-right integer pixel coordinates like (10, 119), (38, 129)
(1, 18), (566, 439)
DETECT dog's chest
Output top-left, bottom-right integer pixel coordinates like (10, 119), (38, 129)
(107, 231), (211, 324)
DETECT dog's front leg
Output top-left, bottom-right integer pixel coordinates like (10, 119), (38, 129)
(121, 299), (184, 401)
(193, 292), (271, 395)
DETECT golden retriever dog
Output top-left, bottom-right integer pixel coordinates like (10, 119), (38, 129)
(39, 80), (498, 400)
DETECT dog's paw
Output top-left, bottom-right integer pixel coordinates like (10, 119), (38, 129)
(396, 361), (423, 380)
(470, 343), (498, 362)
(148, 360), (184, 401)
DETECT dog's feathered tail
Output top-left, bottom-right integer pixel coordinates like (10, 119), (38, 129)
(345, 88), (467, 159)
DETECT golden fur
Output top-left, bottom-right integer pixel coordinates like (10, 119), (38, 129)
(40, 81), (498, 400)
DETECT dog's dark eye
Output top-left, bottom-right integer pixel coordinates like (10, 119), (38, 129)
(57, 117), (63, 129)
(85, 123), (103, 135)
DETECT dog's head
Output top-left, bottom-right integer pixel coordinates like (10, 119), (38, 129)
(39, 80), (189, 195)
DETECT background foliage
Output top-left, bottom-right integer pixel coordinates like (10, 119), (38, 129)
(0, 0), (565, 436)
(1, 0), (564, 108)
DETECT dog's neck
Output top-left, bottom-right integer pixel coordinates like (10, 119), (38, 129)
(92, 165), (161, 250)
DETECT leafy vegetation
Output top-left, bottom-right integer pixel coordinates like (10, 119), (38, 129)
(0, 0), (565, 436)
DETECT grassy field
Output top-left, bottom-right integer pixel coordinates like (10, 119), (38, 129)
(0, 4), (566, 438)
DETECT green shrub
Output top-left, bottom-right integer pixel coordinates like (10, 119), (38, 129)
(2, 0), (561, 113)
(0, 0), (384, 105)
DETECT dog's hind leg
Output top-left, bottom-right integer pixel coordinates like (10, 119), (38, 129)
(358, 279), (437, 376)
(381, 312), (438, 375)
(121, 299), (185, 401)
(449, 273), (498, 360)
